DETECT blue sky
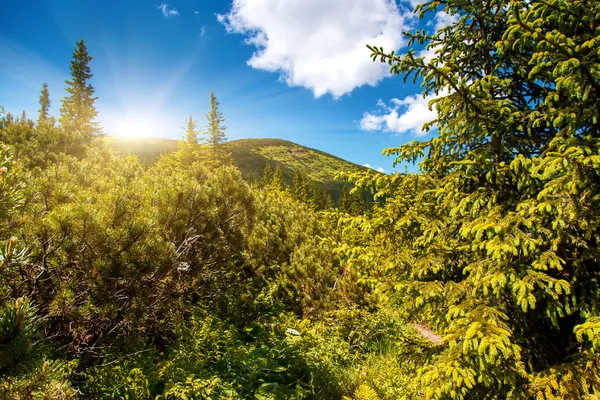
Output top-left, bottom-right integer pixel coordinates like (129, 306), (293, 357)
(0, 0), (452, 173)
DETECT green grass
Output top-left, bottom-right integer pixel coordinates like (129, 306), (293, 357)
(106, 136), (367, 201)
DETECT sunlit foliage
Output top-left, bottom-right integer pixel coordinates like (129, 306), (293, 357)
(2, 1), (599, 397)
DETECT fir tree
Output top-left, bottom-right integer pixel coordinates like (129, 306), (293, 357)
(5, 112), (14, 126)
(38, 82), (51, 124)
(262, 162), (273, 187)
(334, 0), (600, 397)
(271, 165), (286, 191)
(183, 114), (200, 144)
(311, 184), (332, 210)
(292, 169), (309, 203)
(339, 184), (350, 213)
(59, 39), (99, 138)
(203, 91), (227, 164)
(176, 114), (203, 164)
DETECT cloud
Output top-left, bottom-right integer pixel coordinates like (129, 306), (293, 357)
(158, 3), (179, 18)
(360, 90), (448, 136)
(417, 46), (437, 63)
(360, 9), (456, 135)
(217, 0), (413, 99)
(406, 0), (428, 8)
(363, 164), (386, 173)
(433, 11), (458, 31)
(200, 26), (207, 37)
(194, 10), (199, 15)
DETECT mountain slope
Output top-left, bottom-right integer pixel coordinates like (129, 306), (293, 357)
(107, 136), (180, 161)
(106, 137), (367, 201)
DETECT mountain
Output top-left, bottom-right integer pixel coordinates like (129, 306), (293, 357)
(107, 136), (180, 161)
(106, 137), (368, 202)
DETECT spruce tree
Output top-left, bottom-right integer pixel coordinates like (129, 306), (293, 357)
(262, 162), (273, 186)
(59, 40), (99, 138)
(183, 114), (200, 144)
(334, 0), (600, 397)
(176, 114), (202, 164)
(339, 184), (350, 213)
(38, 82), (51, 124)
(311, 184), (332, 210)
(203, 91), (227, 164)
(292, 169), (309, 203)
(271, 165), (286, 191)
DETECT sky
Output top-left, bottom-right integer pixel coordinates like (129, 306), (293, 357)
(0, 0), (453, 173)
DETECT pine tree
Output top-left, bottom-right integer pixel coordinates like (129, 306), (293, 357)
(183, 114), (200, 144)
(16, 111), (33, 129)
(0, 297), (41, 370)
(176, 114), (203, 164)
(292, 169), (309, 203)
(38, 82), (51, 124)
(339, 184), (350, 213)
(5, 112), (14, 126)
(312, 184), (332, 210)
(262, 162), (273, 186)
(203, 91), (227, 164)
(59, 39), (99, 138)
(271, 165), (286, 191)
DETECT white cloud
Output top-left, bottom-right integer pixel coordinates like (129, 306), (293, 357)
(361, 9), (456, 136)
(200, 26), (207, 37)
(407, 0), (427, 8)
(217, 0), (413, 99)
(360, 90), (448, 136)
(158, 3), (179, 18)
(417, 46), (437, 63)
(363, 164), (385, 173)
(433, 11), (457, 31)
(194, 10), (199, 15)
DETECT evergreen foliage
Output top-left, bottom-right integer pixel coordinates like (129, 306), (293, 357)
(1, 4), (599, 398)
(59, 39), (99, 139)
(203, 91), (228, 164)
(108, 136), (365, 202)
(0, 145), (24, 237)
(292, 169), (310, 204)
(37, 82), (51, 124)
(177, 114), (205, 165)
(183, 114), (200, 145)
(272, 165), (286, 191)
(261, 161), (273, 187)
(331, 0), (600, 398)
(339, 184), (366, 215)
(0, 297), (41, 370)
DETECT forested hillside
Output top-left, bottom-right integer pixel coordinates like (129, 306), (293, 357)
(2, 0), (600, 399)
(108, 137), (367, 203)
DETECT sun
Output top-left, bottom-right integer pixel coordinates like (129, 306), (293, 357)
(105, 112), (166, 138)
(114, 117), (154, 138)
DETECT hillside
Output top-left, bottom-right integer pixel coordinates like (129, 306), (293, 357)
(106, 136), (180, 161)
(106, 136), (367, 202)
